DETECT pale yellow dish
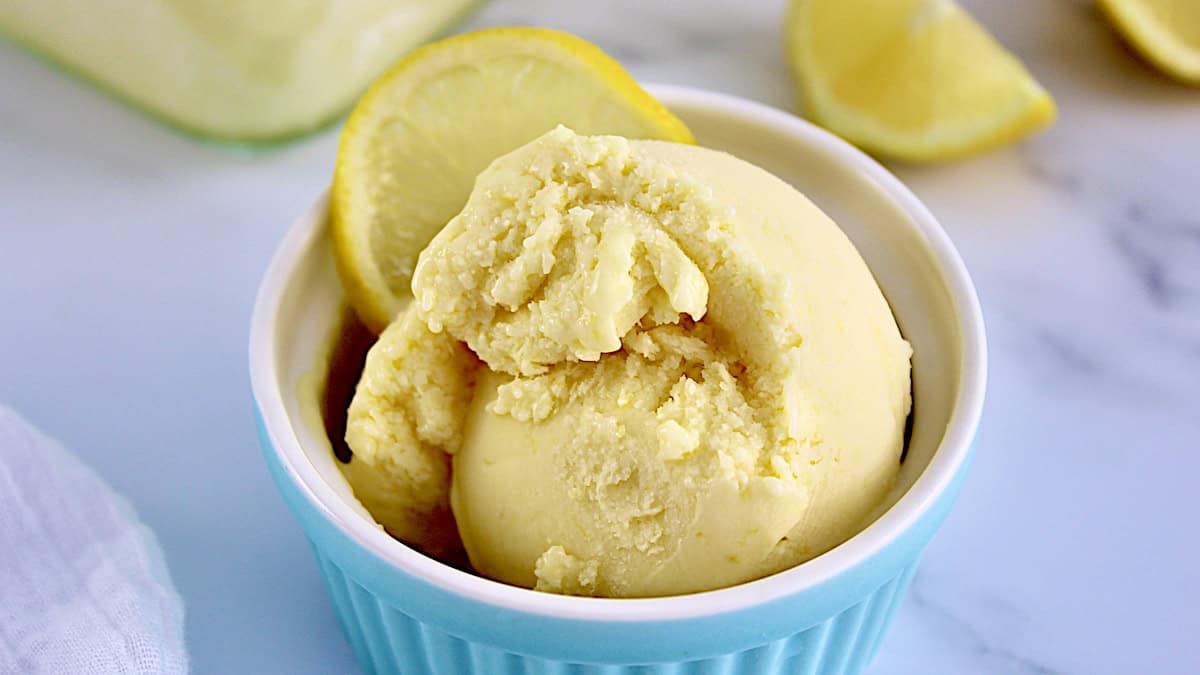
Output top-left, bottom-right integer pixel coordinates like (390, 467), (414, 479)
(344, 127), (911, 597)
(0, 0), (480, 140)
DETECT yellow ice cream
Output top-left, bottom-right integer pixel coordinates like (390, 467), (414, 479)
(344, 127), (911, 596)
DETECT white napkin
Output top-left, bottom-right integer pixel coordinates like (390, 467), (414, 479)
(0, 406), (187, 674)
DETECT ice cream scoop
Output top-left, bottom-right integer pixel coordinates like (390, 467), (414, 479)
(344, 127), (911, 596)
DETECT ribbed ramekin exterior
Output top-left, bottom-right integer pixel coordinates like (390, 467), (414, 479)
(257, 410), (966, 675)
(311, 544), (919, 675)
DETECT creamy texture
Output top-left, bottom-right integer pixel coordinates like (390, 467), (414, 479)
(342, 309), (475, 558)
(343, 127), (912, 596)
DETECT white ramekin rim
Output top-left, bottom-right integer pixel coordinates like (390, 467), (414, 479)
(250, 83), (987, 623)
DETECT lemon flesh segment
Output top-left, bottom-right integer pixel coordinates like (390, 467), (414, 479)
(332, 27), (694, 333)
(1100, 0), (1200, 84)
(787, 0), (1056, 162)
(0, 0), (482, 141)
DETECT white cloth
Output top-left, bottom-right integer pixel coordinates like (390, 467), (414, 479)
(0, 406), (187, 674)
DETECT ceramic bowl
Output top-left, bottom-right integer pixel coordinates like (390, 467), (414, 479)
(249, 84), (986, 675)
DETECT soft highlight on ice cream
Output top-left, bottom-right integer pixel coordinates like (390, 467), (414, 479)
(342, 127), (912, 597)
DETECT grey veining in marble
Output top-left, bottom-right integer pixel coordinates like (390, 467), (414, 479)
(0, 0), (1196, 673)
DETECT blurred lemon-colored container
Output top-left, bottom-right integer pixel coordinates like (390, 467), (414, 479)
(0, 0), (481, 142)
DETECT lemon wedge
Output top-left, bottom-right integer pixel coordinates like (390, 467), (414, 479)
(1099, 0), (1200, 84)
(785, 0), (1056, 162)
(331, 27), (694, 332)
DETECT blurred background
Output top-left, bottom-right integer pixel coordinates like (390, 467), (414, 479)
(0, 0), (1196, 673)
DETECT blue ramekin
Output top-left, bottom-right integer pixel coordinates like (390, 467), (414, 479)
(250, 85), (986, 674)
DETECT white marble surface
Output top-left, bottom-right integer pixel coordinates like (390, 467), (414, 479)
(1, 0), (1197, 673)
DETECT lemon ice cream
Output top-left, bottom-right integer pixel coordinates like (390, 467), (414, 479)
(344, 127), (911, 597)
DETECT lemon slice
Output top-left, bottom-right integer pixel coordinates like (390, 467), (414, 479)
(1099, 0), (1200, 84)
(331, 27), (694, 332)
(785, 0), (1056, 162)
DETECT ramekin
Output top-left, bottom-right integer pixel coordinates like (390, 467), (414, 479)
(249, 84), (986, 674)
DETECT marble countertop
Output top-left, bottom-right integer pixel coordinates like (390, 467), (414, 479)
(1, 0), (1196, 673)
